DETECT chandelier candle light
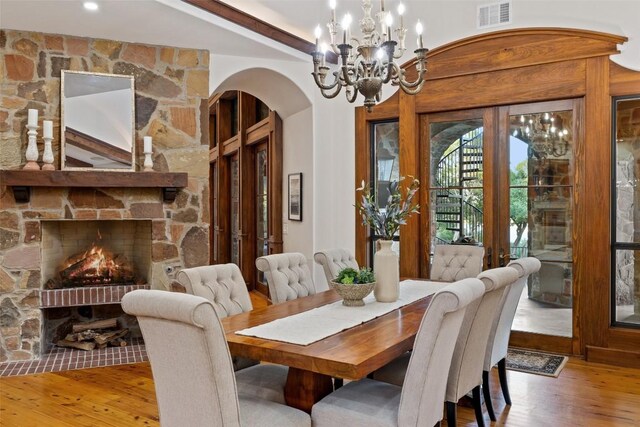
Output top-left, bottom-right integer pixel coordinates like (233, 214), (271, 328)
(513, 112), (570, 160)
(312, 0), (428, 111)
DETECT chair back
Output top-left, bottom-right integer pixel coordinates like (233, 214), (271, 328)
(430, 244), (485, 282)
(176, 263), (252, 318)
(398, 278), (485, 426)
(313, 248), (359, 286)
(122, 290), (241, 427)
(484, 257), (542, 369)
(256, 253), (315, 303)
(445, 266), (519, 402)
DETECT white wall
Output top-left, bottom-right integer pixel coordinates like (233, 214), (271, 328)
(282, 107), (314, 257)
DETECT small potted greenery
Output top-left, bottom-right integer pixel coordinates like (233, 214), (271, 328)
(330, 267), (376, 307)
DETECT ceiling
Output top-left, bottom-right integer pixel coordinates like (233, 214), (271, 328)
(0, 0), (306, 62)
(1, 1), (638, 71)
(0, 0), (435, 63)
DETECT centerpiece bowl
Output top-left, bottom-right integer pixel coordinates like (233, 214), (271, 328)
(329, 280), (376, 306)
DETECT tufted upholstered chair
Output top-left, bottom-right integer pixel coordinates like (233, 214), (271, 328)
(430, 244), (485, 282)
(445, 266), (519, 427)
(176, 263), (288, 404)
(313, 248), (359, 288)
(177, 263), (253, 318)
(481, 257), (541, 421)
(372, 266), (518, 427)
(311, 278), (485, 427)
(256, 253), (316, 304)
(121, 290), (310, 427)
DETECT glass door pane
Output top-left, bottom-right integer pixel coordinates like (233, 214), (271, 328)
(256, 146), (268, 286)
(211, 162), (218, 263)
(230, 155), (240, 265)
(370, 121), (400, 261)
(428, 118), (485, 267)
(612, 96), (640, 326)
(509, 107), (574, 337)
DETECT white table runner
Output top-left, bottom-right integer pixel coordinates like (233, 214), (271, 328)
(235, 280), (446, 346)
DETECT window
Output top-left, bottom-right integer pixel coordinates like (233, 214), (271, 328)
(368, 120), (400, 264)
(612, 95), (640, 327)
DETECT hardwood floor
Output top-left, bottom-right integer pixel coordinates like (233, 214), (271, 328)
(1, 293), (637, 426)
(1, 357), (639, 426)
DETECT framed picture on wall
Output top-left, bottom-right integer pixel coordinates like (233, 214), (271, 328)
(288, 173), (302, 221)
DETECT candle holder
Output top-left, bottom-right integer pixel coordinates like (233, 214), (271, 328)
(23, 123), (40, 170)
(42, 134), (55, 170)
(143, 150), (154, 171)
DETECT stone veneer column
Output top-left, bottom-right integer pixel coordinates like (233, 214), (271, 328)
(0, 30), (211, 361)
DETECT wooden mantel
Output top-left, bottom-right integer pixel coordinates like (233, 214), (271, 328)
(0, 170), (188, 203)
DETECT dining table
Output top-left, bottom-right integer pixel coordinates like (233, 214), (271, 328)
(221, 281), (440, 413)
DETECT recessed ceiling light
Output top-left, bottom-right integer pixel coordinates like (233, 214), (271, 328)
(83, 2), (99, 11)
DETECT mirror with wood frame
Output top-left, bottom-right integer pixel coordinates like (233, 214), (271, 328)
(61, 70), (135, 170)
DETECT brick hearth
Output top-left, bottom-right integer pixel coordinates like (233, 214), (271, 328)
(0, 338), (147, 377)
(39, 284), (151, 308)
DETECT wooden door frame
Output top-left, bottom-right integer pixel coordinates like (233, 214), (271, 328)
(354, 28), (640, 363)
(209, 91), (283, 298)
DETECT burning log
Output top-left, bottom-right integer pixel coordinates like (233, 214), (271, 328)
(49, 240), (138, 288)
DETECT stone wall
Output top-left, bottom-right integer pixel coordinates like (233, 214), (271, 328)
(0, 30), (210, 361)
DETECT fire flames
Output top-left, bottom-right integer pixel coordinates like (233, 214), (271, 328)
(50, 234), (136, 288)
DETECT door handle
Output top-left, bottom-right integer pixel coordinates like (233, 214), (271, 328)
(499, 248), (506, 267)
(486, 247), (492, 268)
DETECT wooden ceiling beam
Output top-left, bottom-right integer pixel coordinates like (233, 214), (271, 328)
(182, 0), (337, 63)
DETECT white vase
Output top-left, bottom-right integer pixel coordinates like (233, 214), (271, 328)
(374, 240), (399, 302)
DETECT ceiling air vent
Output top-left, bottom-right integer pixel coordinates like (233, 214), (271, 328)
(478, 1), (511, 29)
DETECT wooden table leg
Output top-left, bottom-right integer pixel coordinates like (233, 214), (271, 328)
(284, 367), (333, 413)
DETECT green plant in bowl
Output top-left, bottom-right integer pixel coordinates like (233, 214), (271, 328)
(331, 267), (376, 306)
(335, 267), (375, 284)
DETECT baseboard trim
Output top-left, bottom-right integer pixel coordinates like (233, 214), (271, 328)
(586, 345), (640, 369)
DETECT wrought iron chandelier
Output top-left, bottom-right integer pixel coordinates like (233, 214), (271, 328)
(512, 112), (570, 159)
(311, 0), (428, 111)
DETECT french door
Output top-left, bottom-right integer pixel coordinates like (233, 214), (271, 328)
(421, 99), (579, 352)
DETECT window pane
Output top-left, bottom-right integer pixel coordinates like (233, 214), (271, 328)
(371, 121), (400, 259)
(428, 119), (484, 252)
(614, 98), (640, 243)
(510, 107), (574, 337)
(512, 261), (573, 337)
(615, 249), (640, 325)
(231, 156), (239, 265)
(374, 121), (400, 208)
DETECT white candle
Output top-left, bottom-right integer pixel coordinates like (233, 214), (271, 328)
(144, 136), (152, 153)
(43, 120), (53, 139)
(28, 109), (38, 127)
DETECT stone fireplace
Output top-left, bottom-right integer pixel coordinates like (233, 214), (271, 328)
(0, 29), (211, 362)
